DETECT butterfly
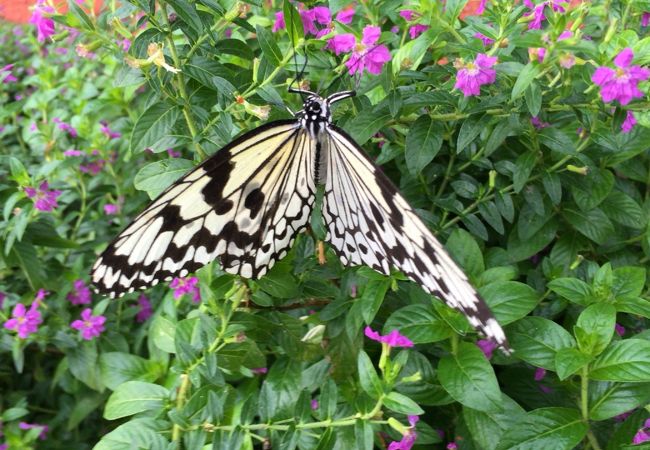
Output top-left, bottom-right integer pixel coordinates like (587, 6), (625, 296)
(91, 89), (510, 353)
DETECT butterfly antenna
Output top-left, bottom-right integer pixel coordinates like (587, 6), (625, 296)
(286, 5), (308, 103)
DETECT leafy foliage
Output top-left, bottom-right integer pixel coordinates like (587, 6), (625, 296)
(0, 0), (650, 449)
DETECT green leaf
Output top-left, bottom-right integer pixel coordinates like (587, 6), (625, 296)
(167, 0), (203, 34)
(563, 208), (615, 245)
(513, 151), (537, 193)
(68, 1), (95, 30)
(615, 296), (650, 319)
(150, 315), (177, 353)
(8, 241), (46, 290)
(93, 418), (170, 450)
(506, 218), (557, 262)
(357, 351), (383, 399)
(600, 190), (645, 228)
(570, 168), (614, 211)
(479, 281), (538, 325)
(256, 25), (282, 67)
(354, 420), (373, 450)
(68, 393), (105, 430)
(548, 278), (594, 306)
(612, 266), (646, 299)
(496, 407), (587, 450)
(405, 115), (443, 175)
(478, 201), (505, 234)
(542, 172), (562, 205)
(104, 381), (170, 420)
(383, 392), (425, 415)
(463, 394), (527, 450)
(511, 63), (541, 101)
(575, 303), (616, 355)
(588, 381), (650, 421)
(283, 0), (303, 46)
(100, 352), (162, 390)
(507, 317), (575, 370)
(590, 339), (650, 382)
(134, 159), (195, 199)
(457, 114), (490, 153)
(524, 82), (542, 116)
(438, 342), (502, 412)
(555, 348), (592, 380)
(385, 304), (453, 344)
(68, 343), (103, 391)
(130, 102), (181, 153)
(445, 229), (484, 277)
(346, 109), (392, 145)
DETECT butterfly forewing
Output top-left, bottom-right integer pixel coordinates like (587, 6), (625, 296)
(322, 125), (509, 351)
(91, 120), (316, 297)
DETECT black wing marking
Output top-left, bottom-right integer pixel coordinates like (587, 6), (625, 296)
(92, 120), (316, 298)
(321, 125), (510, 352)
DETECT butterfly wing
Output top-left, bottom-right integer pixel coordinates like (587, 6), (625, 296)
(321, 125), (510, 351)
(92, 120), (316, 297)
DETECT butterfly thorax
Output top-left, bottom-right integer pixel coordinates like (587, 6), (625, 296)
(299, 96), (331, 139)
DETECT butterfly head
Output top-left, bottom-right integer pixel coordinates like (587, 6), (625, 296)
(292, 89), (356, 137)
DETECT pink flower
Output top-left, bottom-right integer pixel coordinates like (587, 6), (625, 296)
(312, 6), (331, 25)
(0, 291), (5, 309)
(408, 24), (429, 39)
(104, 203), (120, 215)
(170, 276), (201, 303)
(79, 158), (106, 175)
(272, 11), (285, 32)
(534, 367), (546, 381)
(529, 47), (546, 63)
(474, 32), (494, 46)
(622, 111), (636, 133)
(476, 339), (497, 359)
(557, 30), (572, 40)
(399, 10), (417, 21)
(592, 48), (650, 105)
(167, 148), (182, 158)
(447, 443), (458, 450)
(30, 1), (56, 42)
(251, 367), (268, 374)
(364, 326), (413, 348)
(531, 116), (550, 129)
(524, 2), (546, 29)
(71, 308), (106, 340)
(336, 5), (355, 24)
(1, 64), (17, 83)
(100, 120), (121, 139)
(388, 415), (419, 450)
(24, 181), (62, 212)
(643, 12), (650, 27)
(476, 0), (488, 15)
(4, 303), (42, 338)
(559, 53), (575, 69)
(334, 26), (391, 76)
(298, 6), (333, 37)
(311, 399), (319, 410)
(117, 38), (131, 51)
(34, 289), (48, 304)
(326, 33), (356, 54)
(67, 279), (92, 305)
(633, 419), (650, 444)
(454, 54), (497, 96)
(615, 323), (626, 336)
(63, 149), (84, 156)
(52, 117), (78, 138)
(135, 295), (153, 322)
(18, 422), (48, 439)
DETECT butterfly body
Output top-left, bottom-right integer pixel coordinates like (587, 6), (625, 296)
(91, 90), (510, 352)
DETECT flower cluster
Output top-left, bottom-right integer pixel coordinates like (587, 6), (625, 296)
(4, 302), (43, 339)
(24, 181), (62, 212)
(135, 295), (153, 322)
(399, 10), (429, 39)
(53, 117), (78, 138)
(633, 418), (650, 445)
(170, 276), (201, 303)
(592, 48), (650, 106)
(71, 308), (106, 340)
(1, 64), (16, 83)
(66, 279), (92, 305)
(326, 26), (391, 75)
(388, 415), (419, 450)
(273, 5), (355, 36)
(30, 0), (56, 42)
(454, 54), (497, 97)
(523, 0), (568, 30)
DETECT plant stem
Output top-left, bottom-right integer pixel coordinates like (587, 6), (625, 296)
(172, 373), (191, 446)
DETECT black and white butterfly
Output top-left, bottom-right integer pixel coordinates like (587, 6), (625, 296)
(91, 89), (510, 352)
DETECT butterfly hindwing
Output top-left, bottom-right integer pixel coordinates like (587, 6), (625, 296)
(91, 120), (316, 297)
(321, 125), (509, 350)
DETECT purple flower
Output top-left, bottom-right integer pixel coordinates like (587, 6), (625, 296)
(592, 48), (650, 105)
(135, 295), (153, 322)
(388, 415), (419, 450)
(559, 53), (575, 69)
(447, 443), (458, 450)
(35, 289), (49, 304)
(24, 181), (62, 212)
(622, 111), (636, 133)
(1, 64), (17, 83)
(272, 11), (285, 32)
(615, 323), (626, 336)
(633, 419), (650, 444)
(52, 117), (78, 138)
(0, 291), (5, 309)
(476, 0), (488, 15)
(400, 10), (417, 21)
(19, 422), (48, 439)
(643, 12), (650, 27)
(0, 443), (7, 450)
(311, 399), (319, 410)
(524, 2), (546, 29)
(408, 24), (429, 39)
(79, 158), (106, 175)
(454, 54), (497, 96)
(529, 47), (546, 63)
(477, 339), (497, 359)
(326, 33), (356, 55)
(100, 120), (121, 139)
(63, 149), (84, 156)
(30, 1), (56, 42)
(170, 276), (201, 303)
(332, 26), (391, 76)
(531, 116), (550, 129)
(251, 367), (268, 374)
(117, 39), (131, 51)
(336, 5), (355, 24)
(167, 148), (182, 158)
(71, 308), (106, 340)
(534, 367), (546, 381)
(66, 279), (92, 305)
(474, 32), (494, 46)
(364, 326), (413, 348)
(104, 203), (119, 215)
(4, 303), (42, 339)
